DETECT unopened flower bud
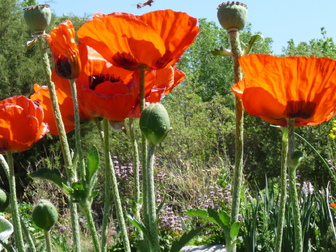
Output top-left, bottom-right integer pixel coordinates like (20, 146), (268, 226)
(32, 199), (58, 231)
(0, 189), (9, 212)
(23, 4), (52, 34)
(217, 2), (248, 31)
(140, 103), (171, 145)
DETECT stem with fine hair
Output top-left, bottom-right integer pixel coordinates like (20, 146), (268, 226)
(287, 119), (303, 252)
(275, 127), (288, 252)
(69, 79), (85, 179)
(103, 119), (131, 252)
(139, 66), (149, 231)
(94, 119), (111, 252)
(146, 142), (160, 251)
(44, 230), (52, 252)
(128, 118), (142, 224)
(37, 34), (81, 251)
(7, 152), (25, 252)
(81, 202), (101, 252)
(227, 28), (244, 252)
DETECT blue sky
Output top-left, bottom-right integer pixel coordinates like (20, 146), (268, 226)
(48, 0), (336, 54)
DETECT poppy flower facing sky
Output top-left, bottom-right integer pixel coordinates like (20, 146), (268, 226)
(0, 96), (48, 153)
(77, 9), (200, 70)
(47, 19), (81, 79)
(232, 54), (336, 127)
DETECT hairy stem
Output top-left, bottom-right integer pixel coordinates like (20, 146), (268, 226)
(7, 152), (25, 252)
(81, 202), (101, 252)
(128, 118), (142, 224)
(37, 34), (81, 251)
(103, 119), (131, 252)
(287, 119), (303, 252)
(146, 142), (160, 251)
(227, 29), (244, 252)
(275, 127), (288, 252)
(44, 230), (52, 252)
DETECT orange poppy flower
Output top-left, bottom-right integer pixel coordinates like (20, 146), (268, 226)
(128, 66), (185, 118)
(0, 95), (48, 153)
(75, 44), (151, 121)
(77, 10), (200, 70)
(30, 70), (93, 135)
(330, 202), (336, 207)
(231, 54), (336, 127)
(47, 19), (81, 79)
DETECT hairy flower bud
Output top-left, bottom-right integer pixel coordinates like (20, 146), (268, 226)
(23, 4), (52, 34)
(217, 2), (248, 31)
(140, 103), (171, 145)
(32, 199), (58, 231)
(0, 189), (9, 212)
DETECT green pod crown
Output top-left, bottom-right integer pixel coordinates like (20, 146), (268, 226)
(23, 4), (52, 34)
(140, 103), (171, 145)
(32, 199), (58, 231)
(217, 2), (248, 31)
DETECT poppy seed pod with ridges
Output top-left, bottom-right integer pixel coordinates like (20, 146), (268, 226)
(32, 199), (58, 231)
(23, 4), (52, 34)
(140, 103), (171, 145)
(217, 2), (248, 31)
(0, 189), (9, 212)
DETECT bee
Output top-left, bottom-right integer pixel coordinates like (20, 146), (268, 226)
(137, 0), (154, 9)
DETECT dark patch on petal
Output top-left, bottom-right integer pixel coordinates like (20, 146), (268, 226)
(286, 101), (316, 119)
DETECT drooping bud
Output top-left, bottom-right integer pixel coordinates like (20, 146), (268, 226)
(23, 4), (52, 34)
(291, 151), (304, 170)
(140, 103), (171, 145)
(0, 189), (9, 212)
(217, 2), (248, 31)
(32, 199), (58, 231)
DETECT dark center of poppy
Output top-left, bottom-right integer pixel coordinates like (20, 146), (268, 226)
(88, 74), (121, 90)
(285, 100), (316, 119)
(56, 57), (72, 79)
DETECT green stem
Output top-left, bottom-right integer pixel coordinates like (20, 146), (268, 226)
(128, 118), (142, 222)
(287, 119), (302, 252)
(93, 120), (110, 252)
(21, 217), (36, 252)
(139, 66), (149, 230)
(44, 230), (52, 252)
(146, 142), (160, 252)
(37, 34), (81, 252)
(275, 127), (288, 252)
(227, 29), (244, 252)
(81, 202), (101, 252)
(103, 119), (131, 252)
(7, 152), (25, 252)
(69, 79), (85, 179)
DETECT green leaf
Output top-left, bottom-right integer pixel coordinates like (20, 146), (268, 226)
(170, 227), (203, 252)
(230, 221), (240, 239)
(127, 215), (151, 242)
(218, 210), (231, 226)
(243, 34), (264, 55)
(86, 146), (100, 183)
(208, 209), (228, 231)
(185, 209), (215, 223)
(29, 168), (71, 194)
(210, 47), (233, 57)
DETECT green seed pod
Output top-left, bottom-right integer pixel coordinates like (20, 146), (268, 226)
(0, 189), (9, 212)
(217, 2), (248, 31)
(32, 199), (58, 231)
(140, 103), (171, 145)
(23, 4), (52, 34)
